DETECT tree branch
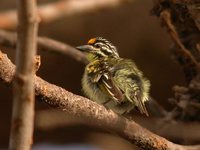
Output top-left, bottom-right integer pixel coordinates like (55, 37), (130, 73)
(152, 0), (200, 122)
(37, 36), (88, 64)
(8, 0), (38, 149)
(160, 9), (200, 82)
(152, 0), (200, 82)
(0, 0), (133, 29)
(0, 51), (199, 150)
(0, 29), (88, 64)
(35, 110), (200, 142)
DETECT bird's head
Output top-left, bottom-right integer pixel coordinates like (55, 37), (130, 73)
(76, 37), (119, 61)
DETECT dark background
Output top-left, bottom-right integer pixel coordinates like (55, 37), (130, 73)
(0, 0), (185, 149)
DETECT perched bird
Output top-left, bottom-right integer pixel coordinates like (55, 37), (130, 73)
(76, 37), (150, 116)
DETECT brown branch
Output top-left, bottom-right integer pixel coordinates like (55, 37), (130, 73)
(36, 110), (200, 142)
(147, 97), (167, 117)
(0, 52), (199, 150)
(160, 9), (200, 82)
(8, 0), (38, 150)
(152, 0), (200, 122)
(0, 29), (88, 64)
(37, 37), (88, 64)
(0, 0), (133, 29)
(152, 0), (200, 82)
(160, 10), (194, 57)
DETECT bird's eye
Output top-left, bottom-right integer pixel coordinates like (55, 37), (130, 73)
(94, 44), (101, 48)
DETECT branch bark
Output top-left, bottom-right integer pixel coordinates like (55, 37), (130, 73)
(0, 52), (199, 150)
(8, 0), (38, 149)
(0, 0), (132, 29)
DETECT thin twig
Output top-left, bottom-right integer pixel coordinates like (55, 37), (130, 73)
(9, 0), (38, 149)
(152, 0), (200, 122)
(160, 10), (200, 76)
(37, 37), (88, 64)
(160, 9), (200, 82)
(0, 52), (199, 150)
(147, 97), (167, 117)
(0, 29), (88, 64)
(160, 10), (198, 65)
(0, 0), (133, 29)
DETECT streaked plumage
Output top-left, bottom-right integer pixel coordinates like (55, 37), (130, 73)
(77, 37), (150, 116)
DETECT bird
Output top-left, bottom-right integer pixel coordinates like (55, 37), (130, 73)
(76, 37), (150, 116)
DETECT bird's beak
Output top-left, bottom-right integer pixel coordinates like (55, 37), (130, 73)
(76, 45), (93, 52)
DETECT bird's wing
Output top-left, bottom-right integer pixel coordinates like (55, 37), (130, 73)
(98, 72), (124, 103)
(114, 73), (149, 116)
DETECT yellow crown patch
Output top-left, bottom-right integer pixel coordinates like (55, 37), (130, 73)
(88, 38), (96, 44)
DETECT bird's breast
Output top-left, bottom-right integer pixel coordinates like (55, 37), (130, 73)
(82, 71), (109, 104)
